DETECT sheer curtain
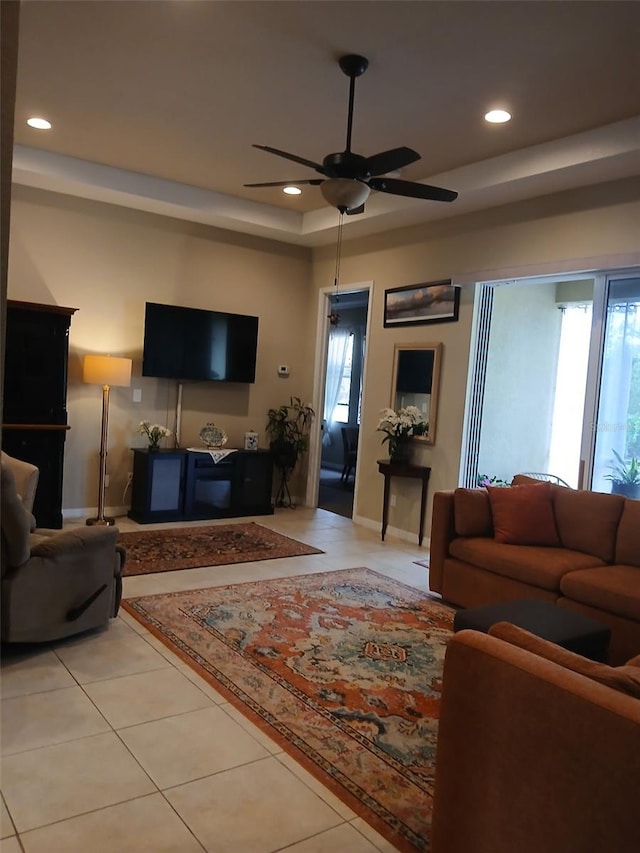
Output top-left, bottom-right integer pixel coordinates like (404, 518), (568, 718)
(323, 327), (351, 445)
(593, 290), (640, 490)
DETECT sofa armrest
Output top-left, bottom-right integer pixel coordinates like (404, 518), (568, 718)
(428, 490), (455, 594)
(30, 526), (119, 561)
(431, 630), (640, 853)
(3, 527), (122, 642)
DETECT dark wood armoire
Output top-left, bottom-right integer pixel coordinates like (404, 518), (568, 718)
(2, 300), (77, 527)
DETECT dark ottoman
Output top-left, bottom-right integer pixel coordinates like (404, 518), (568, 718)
(453, 599), (611, 662)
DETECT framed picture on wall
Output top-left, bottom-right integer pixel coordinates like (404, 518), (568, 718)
(383, 279), (460, 327)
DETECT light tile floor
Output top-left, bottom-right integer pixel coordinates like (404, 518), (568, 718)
(1, 508), (433, 853)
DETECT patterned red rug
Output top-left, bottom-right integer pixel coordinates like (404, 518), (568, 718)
(123, 567), (454, 851)
(118, 522), (323, 576)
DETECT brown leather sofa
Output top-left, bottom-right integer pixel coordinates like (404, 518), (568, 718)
(430, 625), (640, 853)
(429, 483), (640, 663)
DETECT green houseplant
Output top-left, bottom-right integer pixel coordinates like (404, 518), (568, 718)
(266, 397), (315, 507)
(604, 449), (640, 498)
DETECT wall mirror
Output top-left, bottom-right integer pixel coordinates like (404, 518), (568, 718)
(391, 343), (443, 445)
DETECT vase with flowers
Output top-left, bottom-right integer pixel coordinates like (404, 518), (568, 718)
(376, 406), (428, 463)
(138, 420), (172, 450)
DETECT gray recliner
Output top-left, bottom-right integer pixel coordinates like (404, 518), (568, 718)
(1, 461), (124, 643)
(1, 450), (39, 513)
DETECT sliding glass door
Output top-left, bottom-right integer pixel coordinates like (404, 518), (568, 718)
(462, 269), (640, 494)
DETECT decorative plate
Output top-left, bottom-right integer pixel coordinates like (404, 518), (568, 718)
(199, 423), (228, 449)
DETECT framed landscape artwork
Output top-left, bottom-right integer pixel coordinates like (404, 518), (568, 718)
(384, 280), (460, 327)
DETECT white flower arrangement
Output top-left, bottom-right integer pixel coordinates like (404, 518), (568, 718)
(138, 420), (172, 448)
(376, 406), (428, 444)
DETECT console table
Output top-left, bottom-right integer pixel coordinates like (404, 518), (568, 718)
(377, 459), (431, 546)
(128, 448), (273, 524)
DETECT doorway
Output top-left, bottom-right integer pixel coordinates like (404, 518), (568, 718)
(462, 269), (640, 492)
(307, 284), (371, 517)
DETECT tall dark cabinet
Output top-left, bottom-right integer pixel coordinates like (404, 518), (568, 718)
(2, 300), (77, 528)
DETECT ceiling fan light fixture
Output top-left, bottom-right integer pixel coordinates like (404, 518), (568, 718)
(283, 186), (302, 195)
(321, 179), (370, 212)
(484, 109), (511, 124)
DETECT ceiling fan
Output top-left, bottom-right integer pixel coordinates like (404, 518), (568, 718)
(245, 54), (458, 215)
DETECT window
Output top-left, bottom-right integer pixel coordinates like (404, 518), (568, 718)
(332, 335), (354, 423)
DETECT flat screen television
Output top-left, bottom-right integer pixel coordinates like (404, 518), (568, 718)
(142, 302), (259, 383)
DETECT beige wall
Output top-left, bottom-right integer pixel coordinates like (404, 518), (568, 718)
(7, 178), (640, 538)
(8, 186), (313, 513)
(479, 281), (562, 481)
(311, 178), (640, 541)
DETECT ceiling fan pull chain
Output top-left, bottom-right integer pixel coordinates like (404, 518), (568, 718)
(334, 211), (345, 293)
(328, 211), (345, 326)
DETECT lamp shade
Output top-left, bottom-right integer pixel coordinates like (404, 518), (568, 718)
(82, 354), (132, 387)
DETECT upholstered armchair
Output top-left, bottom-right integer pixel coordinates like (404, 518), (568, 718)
(1, 461), (124, 642)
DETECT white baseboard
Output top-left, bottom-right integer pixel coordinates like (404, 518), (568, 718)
(352, 513), (430, 550)
(63, 506), (130, 521)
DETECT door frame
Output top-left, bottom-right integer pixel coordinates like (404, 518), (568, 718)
(305, 280), (373, 511)
(582, 269), (640, 490)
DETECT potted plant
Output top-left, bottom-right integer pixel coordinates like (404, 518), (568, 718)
(266, 397), (315, 507)
(604, 449), (640, 498)
(477, 474), (510, 488)
(139, 420), (172, 450)
(376, 406), (428, 464)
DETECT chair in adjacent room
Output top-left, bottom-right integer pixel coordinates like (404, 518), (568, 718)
(340, 426), (359, 484)
(1, 461), (124, 643)
(517, 471), (572, 487)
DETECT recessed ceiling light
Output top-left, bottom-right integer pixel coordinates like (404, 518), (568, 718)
(283, 186), (302, 195)
(484, 109), (511, 124)
(27, 117), (52, 130)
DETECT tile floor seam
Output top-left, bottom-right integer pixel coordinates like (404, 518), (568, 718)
(12, 791), (166, 838)
(156, 751), (287, 794)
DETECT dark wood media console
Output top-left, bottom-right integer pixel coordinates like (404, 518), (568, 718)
(128, 448), (274, 524)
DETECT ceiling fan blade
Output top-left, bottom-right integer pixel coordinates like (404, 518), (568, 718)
(253, 145), (326, 174)
(244, 179), (324, 188)
(363, 147), (421, 176)
(346, 203), (365, 216)
(368, 176), (458, 203)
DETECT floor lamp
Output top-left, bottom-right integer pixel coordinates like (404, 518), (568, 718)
(83, 354), (132, 526)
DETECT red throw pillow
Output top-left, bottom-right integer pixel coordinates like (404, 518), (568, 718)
(487, 482), (560, 546)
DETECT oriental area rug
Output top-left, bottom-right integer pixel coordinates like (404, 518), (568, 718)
(118, 522), (323, 576)
(122, 567), (455, 851)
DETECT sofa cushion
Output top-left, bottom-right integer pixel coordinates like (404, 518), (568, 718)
(615, 499), (640, 567)
(553, 488), (625, 563)
(487, 482), (560, 547)
(560, 564), (640, 622)
(453, 488), (493, 536)
(449, 537), (604, 590)
(488, 621), (640, 699)
(0, 463), (32, 571)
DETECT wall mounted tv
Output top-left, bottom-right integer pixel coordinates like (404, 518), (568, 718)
(142, 302), (259, 383)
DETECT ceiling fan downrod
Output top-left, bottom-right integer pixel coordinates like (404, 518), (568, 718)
(338, 54), (369, 154)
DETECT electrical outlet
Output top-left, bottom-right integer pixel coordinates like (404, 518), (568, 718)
(390, 494), (396, 507)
